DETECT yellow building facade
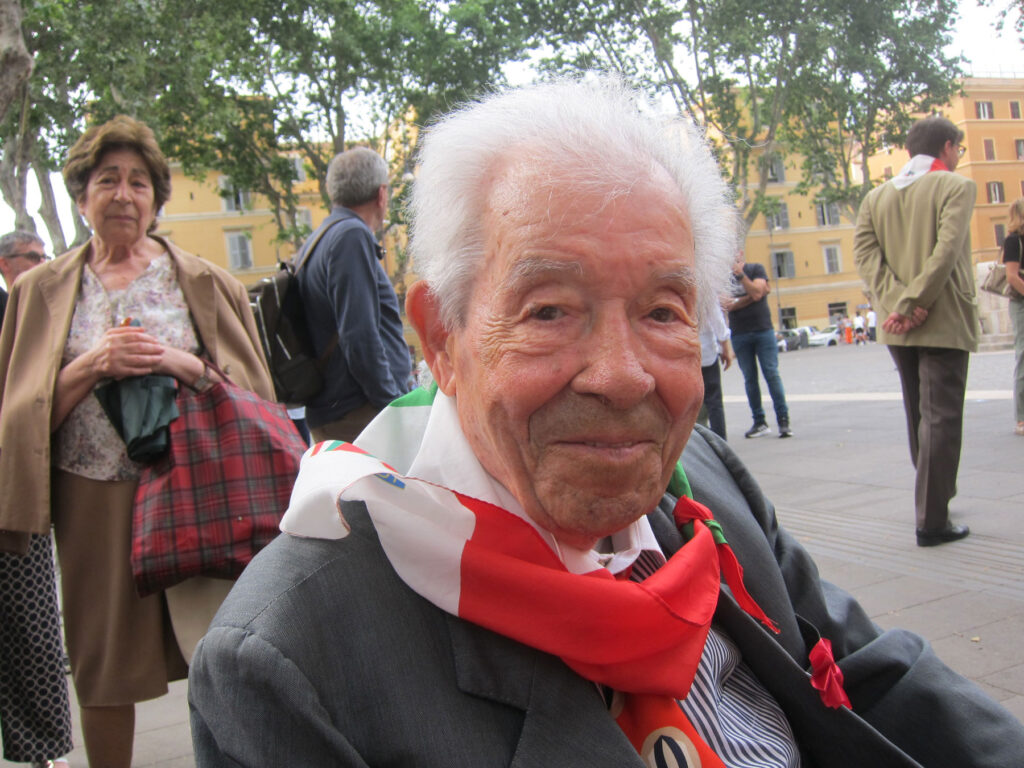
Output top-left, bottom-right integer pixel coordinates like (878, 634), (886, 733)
(158, 157), (406, 287)
(743, 76), (1024, 332)
(740, 155), (865, 331)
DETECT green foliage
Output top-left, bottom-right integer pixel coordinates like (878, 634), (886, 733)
(525, 0), (962, 230)
(3, 0), (535, 249)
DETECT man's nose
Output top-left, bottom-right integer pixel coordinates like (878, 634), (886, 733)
(571, 314), (655, 408)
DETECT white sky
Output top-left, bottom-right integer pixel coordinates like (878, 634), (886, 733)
(3, 0), (1023, 250)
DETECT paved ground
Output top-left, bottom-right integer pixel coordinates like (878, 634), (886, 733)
(7, 341), (1023, 766)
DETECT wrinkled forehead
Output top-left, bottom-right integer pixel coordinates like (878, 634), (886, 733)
(481, 149), (691, 240)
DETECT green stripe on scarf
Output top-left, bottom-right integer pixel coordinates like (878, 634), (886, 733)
(391, 382), (439, 407)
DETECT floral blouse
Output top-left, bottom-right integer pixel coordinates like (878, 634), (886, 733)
(54, 252), (201, 481)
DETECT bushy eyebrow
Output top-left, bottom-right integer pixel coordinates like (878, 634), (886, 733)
(657, 266), (698, 294)
(504, 257), (583, 293)
(503, 258), (697, 296)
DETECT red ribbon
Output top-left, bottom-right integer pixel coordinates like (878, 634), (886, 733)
(809, 637), (852, 709)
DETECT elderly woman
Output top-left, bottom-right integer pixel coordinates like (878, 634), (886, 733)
(0, 115), (272, 767)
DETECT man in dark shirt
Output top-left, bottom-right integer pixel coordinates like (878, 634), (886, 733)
(297, 148), (411, 442)
(0, 230), (47, 324)
(726, 256), (792, 438)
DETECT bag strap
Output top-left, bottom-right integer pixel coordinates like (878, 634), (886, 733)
(292, 211), (354, 272)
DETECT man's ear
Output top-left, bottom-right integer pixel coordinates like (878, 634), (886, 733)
(406, 281), (457, 395)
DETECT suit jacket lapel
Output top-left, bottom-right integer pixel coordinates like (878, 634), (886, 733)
(447, 615), (645, 767)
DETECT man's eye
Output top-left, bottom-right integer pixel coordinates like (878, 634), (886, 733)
(649, 307), (679, 323)
(531, 305), (563, 321)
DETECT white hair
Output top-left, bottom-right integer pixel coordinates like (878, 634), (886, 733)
(407, 74), (740, 332)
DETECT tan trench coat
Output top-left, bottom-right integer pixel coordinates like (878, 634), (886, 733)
(854, 171), (979, 352)
(0, 237), (272, 553)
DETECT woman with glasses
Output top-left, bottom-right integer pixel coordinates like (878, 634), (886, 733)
(0, 231), (71, 768)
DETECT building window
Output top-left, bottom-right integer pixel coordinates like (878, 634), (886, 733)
(1016, 140), (1024, 160)
(765, 155), (785, 183)
(823, 245), (842, 274)
(976, 101), (994, 119)
(291, 156), (307, 183)
(219, 177), (251, 212)
(226, 232), (253, 270)
(984, 138), (996, 161)
(883, 166), (893, 180)
(1012, 101), (1021, 119)
(996, 223), (1007, 246)
(296, 207), (313, 230)
(827, 301), (848, 322)
(987, 181), (1005, 204)
(815, 202), (841, 227)
(770, 250), (795, 279)
(1021, 180), (1024, 198)
(766, 202), (790, 230)
(779, 307), (797, 329)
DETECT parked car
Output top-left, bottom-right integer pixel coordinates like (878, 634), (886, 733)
(776, 328), (809, 352)
(808, 325), (840, 346)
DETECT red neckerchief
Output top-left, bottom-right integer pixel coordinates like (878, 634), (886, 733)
(455, 492), (777, 698)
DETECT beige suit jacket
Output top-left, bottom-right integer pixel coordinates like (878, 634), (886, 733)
(854, 171), (978, 351)
(0, 237), (272, 550)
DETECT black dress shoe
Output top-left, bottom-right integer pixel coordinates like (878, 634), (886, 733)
(916, 524), (970, 547)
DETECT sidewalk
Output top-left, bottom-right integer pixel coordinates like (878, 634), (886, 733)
(8, 342), (1023, 766)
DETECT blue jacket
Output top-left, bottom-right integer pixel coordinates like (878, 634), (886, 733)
(297, 208), (410, 426)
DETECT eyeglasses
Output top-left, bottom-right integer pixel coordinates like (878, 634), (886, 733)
(957, 145), (966, 157)
(17, 250), (48, 264)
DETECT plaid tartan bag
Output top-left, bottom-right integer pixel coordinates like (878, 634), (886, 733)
(131, 372), (306, 596)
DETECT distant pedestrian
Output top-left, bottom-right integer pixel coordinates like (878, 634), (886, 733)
(726, 254), (792, 438)
(0, 230), (72, 768)
(698, 305), (732, 440)
(852, 312), (867, 345)
(854, 115), (976, 547)
(866, 307), (878, 341)
(297, 147), (411, 443)
(1000, 198), (1024, 436)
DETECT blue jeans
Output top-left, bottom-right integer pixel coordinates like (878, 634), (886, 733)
(731, 328), (789, 425)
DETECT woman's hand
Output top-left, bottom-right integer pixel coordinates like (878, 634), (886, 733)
(89, 326), (165, 380)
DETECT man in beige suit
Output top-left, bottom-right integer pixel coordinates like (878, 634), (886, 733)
(854, 116), (977, 547)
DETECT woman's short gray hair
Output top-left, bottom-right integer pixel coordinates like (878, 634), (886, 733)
(326, 147), (388, 208)
(408, 74), (739, 331)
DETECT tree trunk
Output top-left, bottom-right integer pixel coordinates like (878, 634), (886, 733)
(34, 162), (68, 253)
(0, 92), (34, 233)
(0, 0), (32, 123)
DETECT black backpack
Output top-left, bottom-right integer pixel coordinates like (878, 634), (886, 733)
(249, 217), (341, 406)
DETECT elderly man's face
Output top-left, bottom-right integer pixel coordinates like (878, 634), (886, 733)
(420, 159), (702, 550)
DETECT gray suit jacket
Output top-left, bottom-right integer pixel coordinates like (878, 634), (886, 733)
(189, 427), (1024, 766)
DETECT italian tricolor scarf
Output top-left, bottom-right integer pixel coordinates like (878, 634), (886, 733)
(892, 154), (950, 190)
(280, 386), (848, 762)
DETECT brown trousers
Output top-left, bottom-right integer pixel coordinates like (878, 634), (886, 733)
(888, 346), (970, 532)
(309, 403), (382, 444)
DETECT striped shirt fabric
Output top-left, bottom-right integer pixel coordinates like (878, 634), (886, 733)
(626, 549), (800, 768)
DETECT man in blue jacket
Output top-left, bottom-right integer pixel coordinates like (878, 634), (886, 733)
(297, 147), (411, 442)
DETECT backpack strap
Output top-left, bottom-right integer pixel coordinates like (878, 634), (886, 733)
(292, 210), (354, 272)
(291, 211), (358, 367)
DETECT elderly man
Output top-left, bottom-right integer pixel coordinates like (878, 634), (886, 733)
(189, 78), (1024, 767)
(297, 147), (411, 442)
(0, 230), (48, 320)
